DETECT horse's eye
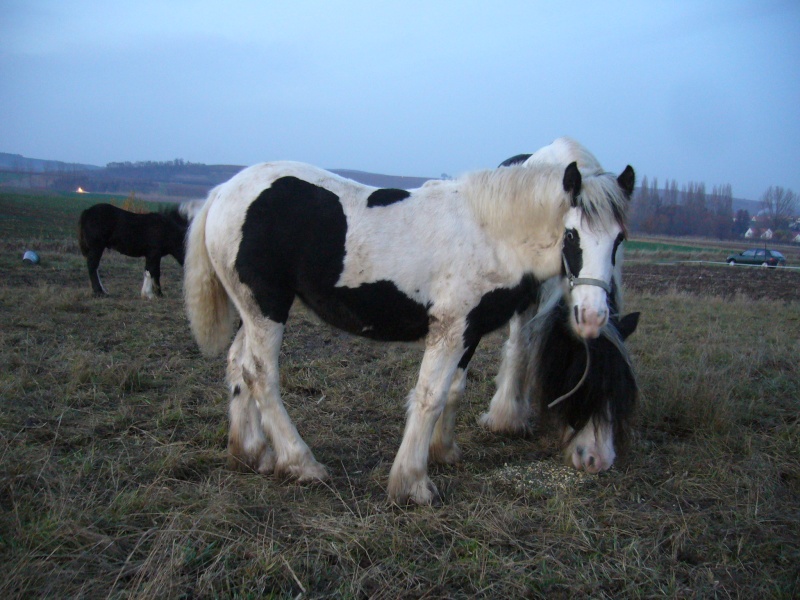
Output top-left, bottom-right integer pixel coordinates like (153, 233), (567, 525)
(565, 231), (574, 241)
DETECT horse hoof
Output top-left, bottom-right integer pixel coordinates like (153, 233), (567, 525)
(389, 476), (441, 506)
(429, 441), (462, 465)
(276, 459), (328, 483)
(477, 412), (531, 437)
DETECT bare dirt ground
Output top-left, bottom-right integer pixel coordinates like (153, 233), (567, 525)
(624, 262), (800, 302)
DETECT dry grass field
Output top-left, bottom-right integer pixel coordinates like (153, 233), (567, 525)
(1, 194), (799, 598)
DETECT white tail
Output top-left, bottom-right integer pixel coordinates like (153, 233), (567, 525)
(183, 188), (237, 356)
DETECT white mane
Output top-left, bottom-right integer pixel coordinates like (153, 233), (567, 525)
(461, 163), (570, 252)
(461, 156), (627, 250)
(528, 137), (628, 232)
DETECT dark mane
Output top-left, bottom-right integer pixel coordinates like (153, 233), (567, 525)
(534, 299), (639, 450)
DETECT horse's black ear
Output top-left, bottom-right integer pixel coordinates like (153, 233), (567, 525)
(563, 161), (581, 206)
(617, 311), (640, 340)
(617, 165), (635, 199)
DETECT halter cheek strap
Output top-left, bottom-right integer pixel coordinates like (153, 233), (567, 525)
(562, 253), (612, 295)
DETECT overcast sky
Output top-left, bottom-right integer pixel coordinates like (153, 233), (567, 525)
(2, 1), (799, 199)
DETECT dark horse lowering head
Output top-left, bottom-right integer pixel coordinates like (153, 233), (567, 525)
(78, 201), (201, 298)
(533, 289), (639, 471)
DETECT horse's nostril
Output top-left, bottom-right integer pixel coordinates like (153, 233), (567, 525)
(573, 305), (580, 324)
(587, 455), (595, 468)
(576, 446), (585, 458)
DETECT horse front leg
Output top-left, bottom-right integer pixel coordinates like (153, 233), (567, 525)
(142, 256), (162, 299)
(478, 309), (535, 435)
(388, 330), (464, 505)
(428, 367), (467, 465)
(86, 249), (108, 296)
(429, 338), (479, 464)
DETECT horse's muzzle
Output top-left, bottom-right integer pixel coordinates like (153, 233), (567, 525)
(571, 303), (608, 339)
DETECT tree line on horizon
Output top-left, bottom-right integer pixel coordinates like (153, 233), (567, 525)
(630, 176), (799, 241)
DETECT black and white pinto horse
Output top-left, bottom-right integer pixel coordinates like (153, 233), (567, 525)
(184, 152), (633, 505)
(78, 202), (201, 298)
(480, 137), (639, 472)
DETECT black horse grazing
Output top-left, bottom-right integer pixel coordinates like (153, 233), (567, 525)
(78, 203), (194, 298)
(532, 290), (640, 471)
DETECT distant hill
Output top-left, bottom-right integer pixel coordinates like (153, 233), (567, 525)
(1, 151), (764, 208)
(330, 169), (430, 190)
(0, 153), (435, 199)
(0, 152), (102, 173)
(730, 197), (761, 214)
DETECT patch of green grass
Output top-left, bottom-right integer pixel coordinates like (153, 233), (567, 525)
(626, 236), (800, 264)
(0, 191), (167, 241)
(626, 239), (721, 254)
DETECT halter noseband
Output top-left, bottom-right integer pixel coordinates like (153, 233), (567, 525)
(561, 252), (612, 295)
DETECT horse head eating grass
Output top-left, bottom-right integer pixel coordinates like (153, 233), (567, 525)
(184, 145), (632, 505)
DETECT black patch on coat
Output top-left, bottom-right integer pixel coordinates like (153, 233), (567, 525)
(562, 228), (582, 276)
(497, 154), (532, 168)
(235, 176), (430, 340)
(461, 275), (539, 365)
(367, 188), (411, 208)
(321, 280), (431, 341)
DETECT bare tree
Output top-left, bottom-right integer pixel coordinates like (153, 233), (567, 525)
(760, 186), (798, 229)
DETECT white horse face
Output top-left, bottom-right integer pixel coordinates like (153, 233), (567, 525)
(561, 208), (624, 339)
(561, 413), (616, 473)
(560, 163), (633, 339)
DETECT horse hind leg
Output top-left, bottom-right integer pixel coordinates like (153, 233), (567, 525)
(227, 327), (276, 474)
(86, 249), (108, 296)
(236, 319), (327, 483)
(141, 257), (162, 299)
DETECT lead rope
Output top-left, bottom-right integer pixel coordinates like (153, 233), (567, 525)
(547, 340), (590, 409)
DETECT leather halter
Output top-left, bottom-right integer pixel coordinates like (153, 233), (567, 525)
(561, 249), (612, 295)
(549, 234), (615, 409)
